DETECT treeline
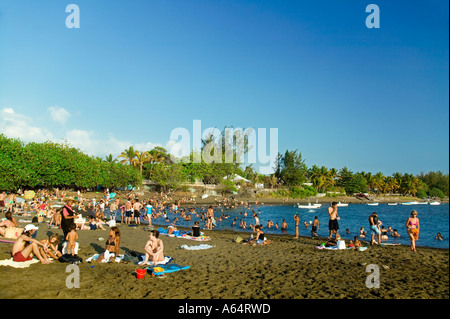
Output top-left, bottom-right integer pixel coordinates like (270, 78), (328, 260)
(273, 150), (449, 199)
(1, 134), (448, 199)
(0, 134), (141, 191)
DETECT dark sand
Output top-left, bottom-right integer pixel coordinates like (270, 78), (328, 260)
(1, 219), (448, 300)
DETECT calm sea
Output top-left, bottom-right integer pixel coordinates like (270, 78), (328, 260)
(146, 202), (449, 249)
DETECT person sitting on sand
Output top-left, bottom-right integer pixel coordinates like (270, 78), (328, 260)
(192, 221), (201, 237)
(140, 230), (165, 265)
(11, 224), (51, 264)
(40, 233), (62, 260)
(352, 236), (362, 250)
(96, 226), (121, 263)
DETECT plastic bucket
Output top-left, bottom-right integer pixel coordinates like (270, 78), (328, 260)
(136, 269), (146, 279)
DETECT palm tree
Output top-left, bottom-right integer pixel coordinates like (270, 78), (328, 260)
(132, 151), (151, 176)
(118, 146), (136, 165)
(104, 154), (117, 163)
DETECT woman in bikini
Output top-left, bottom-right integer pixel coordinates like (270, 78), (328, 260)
(406, 210), (420, 252)
(96, 226), (121, 262)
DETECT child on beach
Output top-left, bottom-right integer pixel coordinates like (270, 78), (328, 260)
(359, 227), (367, 239)
(40, 233), (62, 260)
(66, 224), (78, 256)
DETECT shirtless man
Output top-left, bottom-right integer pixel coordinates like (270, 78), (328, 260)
(328, 202), (340, 240)
(133, 199), (143, 225)
(206, 205), (214, 230)
(124, 199), (133, 224)
(11, 224), (51, 264)
(311, 216), (319, 237)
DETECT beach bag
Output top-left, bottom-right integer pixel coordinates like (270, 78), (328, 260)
(234, 236), (243, 243)
(107, 220), (116, 227)
(123, 251), (140, 263)
(59, 254), (83, 264)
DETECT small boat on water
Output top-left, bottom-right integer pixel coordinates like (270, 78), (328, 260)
(387, 203), (398, 206)
(367, 202), (379, 206)
(401, 201), (419, 205)
(336, 202), (348, 207)
(429, 201), (441, 206)
(297, 203), (322, 209)
(417, 202), (428, 205)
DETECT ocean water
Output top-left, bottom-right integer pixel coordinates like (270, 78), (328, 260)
(146, 202), (449, 249)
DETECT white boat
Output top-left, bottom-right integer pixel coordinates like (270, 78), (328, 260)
(298, 203), (322, 209)
(417, 202), (428, 205)
(429, 201), (441, 206)
(336, 202), (348, 207)
(367, 202), (379, 206)
(401, 201), (418, 205)
(387, 203), (398, 206)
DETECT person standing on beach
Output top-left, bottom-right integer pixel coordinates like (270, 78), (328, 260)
(327, 202), (339, 240)
(133, 199), (142, 225)
(206, 205), (214, 230)
(369, 212), (381, 245)
(406, 210), (420, 252)
(124, 199), (132, 225)
(61, 198), (76, 240)
(294, 214), (300, 239)
(311, 216), (319, 237)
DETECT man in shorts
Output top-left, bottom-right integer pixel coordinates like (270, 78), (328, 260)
(11, 224), (51, 264)
(133, 199), (142, 225)
(124, 200), (133, 224)
(369, 211), (381, 245)
(328, 202), (340, 240)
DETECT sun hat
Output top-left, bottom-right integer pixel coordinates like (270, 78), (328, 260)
(24, 224), (39, 232)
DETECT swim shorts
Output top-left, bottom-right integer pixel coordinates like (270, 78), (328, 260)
(125, 210), (133, 218)
(12, 251), (33, 262)
(134, 210), (140, 218)
(370, 225), (381, 235)
(329, 219), (339, 231)
(312, 226), (317, 232)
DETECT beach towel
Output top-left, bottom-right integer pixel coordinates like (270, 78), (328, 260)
(137, 255), (173, 266)
(177, 244), (215, 250)
(158, 227), (211, 241)
(86, 253), (124, 263)
(0, 257), (40, 268)
(147, 263), (190, 276)
(0, 239), (15, 244)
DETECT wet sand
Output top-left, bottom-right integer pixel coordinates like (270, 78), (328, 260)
(0, 219), (448, 300)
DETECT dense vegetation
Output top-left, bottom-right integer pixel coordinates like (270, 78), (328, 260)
(0, 134), (448, 199)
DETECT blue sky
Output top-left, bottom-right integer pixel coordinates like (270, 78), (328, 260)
(0, 0), (448, 175)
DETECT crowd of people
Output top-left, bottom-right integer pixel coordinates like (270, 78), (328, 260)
(0, 189), (447, 265)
